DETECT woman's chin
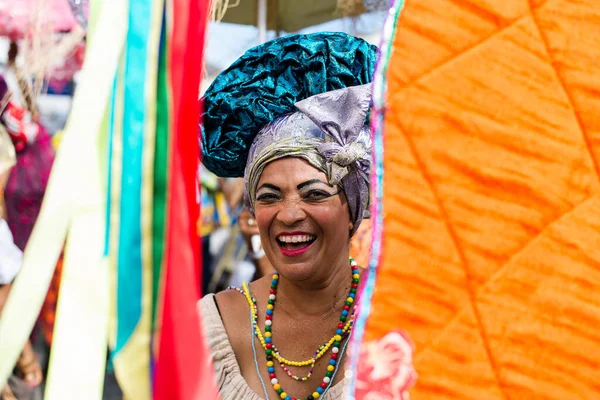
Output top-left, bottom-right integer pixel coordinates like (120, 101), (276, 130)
(276, 261), (316, 282)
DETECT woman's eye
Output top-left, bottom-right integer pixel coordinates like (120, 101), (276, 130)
(257, 193), (279, 202)
(305, 190), (331, 200)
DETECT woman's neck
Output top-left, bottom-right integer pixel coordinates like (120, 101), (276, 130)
(273, 257), (352, 318)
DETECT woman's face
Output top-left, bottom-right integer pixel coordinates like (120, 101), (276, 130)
(254, 157), (352, 282)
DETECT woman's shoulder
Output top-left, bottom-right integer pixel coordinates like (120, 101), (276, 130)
(214, 276), (271, 311)
(213, 277), (270, 347)
(198, 290), (249, 365)
(198, 292), (262, 400)
(198, 290), (244, 334)
(213, 286), (250, 321)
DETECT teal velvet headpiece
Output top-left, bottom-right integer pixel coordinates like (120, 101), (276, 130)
(200, 32), (378, 177)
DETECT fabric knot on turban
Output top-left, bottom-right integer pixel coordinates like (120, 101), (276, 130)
(295, 84), (372, 192)
(319, 141), (368, 186)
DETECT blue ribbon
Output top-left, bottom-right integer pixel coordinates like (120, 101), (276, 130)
(115, 0), (152, 354)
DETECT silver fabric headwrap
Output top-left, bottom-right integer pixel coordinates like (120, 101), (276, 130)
(244, 84), (372, 236)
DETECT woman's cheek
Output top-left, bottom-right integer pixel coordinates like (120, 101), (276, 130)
(255, 207), (275, 234)
(310, 204), (346, 227)
(310, 209), (336, 227)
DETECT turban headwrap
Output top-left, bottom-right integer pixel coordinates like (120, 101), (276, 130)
(244, 84), (372, 236)
(200, 32), (378, 235)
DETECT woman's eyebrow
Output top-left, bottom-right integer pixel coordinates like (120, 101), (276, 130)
(257, 183), (280, 192)
(297, 179), (331, 190)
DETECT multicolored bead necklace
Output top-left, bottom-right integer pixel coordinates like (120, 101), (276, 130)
(241, 282), (355, 381)
(243, 281), (355, 363)
(248, 258), (360, 400)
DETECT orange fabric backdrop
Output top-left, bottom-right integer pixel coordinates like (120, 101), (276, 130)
(364, 0), (600, 398)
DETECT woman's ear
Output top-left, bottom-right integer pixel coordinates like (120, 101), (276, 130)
(349, 221), (354, 232)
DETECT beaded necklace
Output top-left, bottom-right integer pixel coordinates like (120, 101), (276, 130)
(252, 258), (360, 400)
(240, 282), (355, 381)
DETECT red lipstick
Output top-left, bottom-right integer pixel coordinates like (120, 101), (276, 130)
(276, 232), (316, 257)
(277, 241), (315, 257)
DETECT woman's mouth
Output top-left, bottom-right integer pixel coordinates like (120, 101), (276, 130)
(276, 233), (317, 257)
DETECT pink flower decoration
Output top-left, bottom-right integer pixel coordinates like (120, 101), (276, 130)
(355, 331), (417, 400)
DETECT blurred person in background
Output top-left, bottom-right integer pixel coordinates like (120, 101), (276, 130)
(200, 169), (274, 293)
(199, 167), (248, 293)
(199, 166), (222, 294)
(0, 75), (55, 252)
(0, 127), (43, 400)
(238, 208), (273, 278)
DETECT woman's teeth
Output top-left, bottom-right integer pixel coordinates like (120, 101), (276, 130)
(278, 235), (315, 244)
(277, 234), (316, 251)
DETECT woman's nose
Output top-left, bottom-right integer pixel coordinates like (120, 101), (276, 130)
(275, 199), (306, 226)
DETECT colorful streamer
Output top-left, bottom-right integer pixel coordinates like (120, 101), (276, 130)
(153, 0), (218, 397)
(109, 0), (164, 397)
(0, 0), (128, 397)
(107, 59), (125, 358)
(0, 0), (218, 398)
(114, 0), (148, 357)
(151, 15), (169, 338)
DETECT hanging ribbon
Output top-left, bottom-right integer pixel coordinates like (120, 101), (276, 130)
(151, 13), (170, 364)
(0, 1), (128, 398)
(153, 0), (218, 398)
(0, 0), (218, 398)
(107, 63), (125, 358)
(110, 0), (164, 397)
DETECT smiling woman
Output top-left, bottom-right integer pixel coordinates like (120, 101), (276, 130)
(255, 158), (352, 283)
(198, 32), (381, 400)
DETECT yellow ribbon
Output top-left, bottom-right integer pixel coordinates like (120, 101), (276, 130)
(108, 56), (125, 368)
